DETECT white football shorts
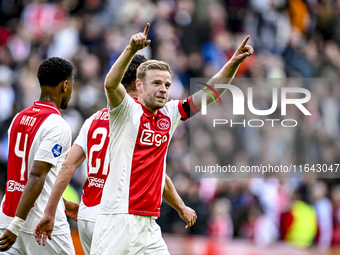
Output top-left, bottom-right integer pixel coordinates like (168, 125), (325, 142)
(91, 214), (170, 255)
(78, 219), (95, 255)
(0, 228), (75, 255)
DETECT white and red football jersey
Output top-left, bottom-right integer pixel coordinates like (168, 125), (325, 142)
(100, 94), (194, 217)
(74, 108), (110, 222)
(0, 101), (72, 235)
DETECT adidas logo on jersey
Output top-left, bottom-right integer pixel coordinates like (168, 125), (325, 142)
(143, 123), (151, 129)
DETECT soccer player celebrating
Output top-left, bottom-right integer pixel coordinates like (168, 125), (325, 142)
(34, 54), (197, 254)
(0, 57), (77, 254)
(89, 23), (253, 254)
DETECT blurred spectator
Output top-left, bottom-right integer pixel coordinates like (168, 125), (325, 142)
(20, 0), (68, 44)
(331, 185), (340, 245)
(310, 181), (333, 251)
(0, 65), (15, 122)
(208, 198), (233, 239)
(241, 197), (279, 246)
(282, 196), (317, 248)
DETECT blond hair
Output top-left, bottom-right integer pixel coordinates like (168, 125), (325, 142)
(137, 60), (171, 82)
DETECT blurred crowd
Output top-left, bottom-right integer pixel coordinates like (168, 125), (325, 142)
(1, 0), (340, 251)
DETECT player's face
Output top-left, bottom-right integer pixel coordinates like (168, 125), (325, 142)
(60, 76), (74, 110)
(139, 69), (171, 112)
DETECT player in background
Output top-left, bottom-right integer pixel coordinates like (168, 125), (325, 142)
(91, 23), (253, 254)
(34, 55), (197, 254)
(0, 57), (77, 254)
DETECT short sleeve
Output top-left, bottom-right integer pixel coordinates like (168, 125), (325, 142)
(108, 94), (138, 127)
(34, 116), (71, 167)
(160, 100), (184, 132)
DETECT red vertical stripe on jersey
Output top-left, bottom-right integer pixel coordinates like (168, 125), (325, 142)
(128, 113), (171, 217)
(3, 101), (61, 217)
(82, 109), (110, 207)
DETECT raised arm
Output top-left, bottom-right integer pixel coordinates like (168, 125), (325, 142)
(33, 144), (85, 245)
(191, 35), (254, 110)
(105, 23), (151, 109)
(163, 175), (197, 228)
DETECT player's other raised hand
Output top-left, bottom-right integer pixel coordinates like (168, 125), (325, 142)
(129, 23), (151, 51)
(232, 35), (254, 64)
(64, 200), (79, 222)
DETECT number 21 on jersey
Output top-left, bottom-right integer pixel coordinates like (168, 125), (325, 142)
(88, 127), (109, 176)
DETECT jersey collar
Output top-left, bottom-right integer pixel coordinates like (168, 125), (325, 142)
(34, 101), (61, 115)
(133, 97), (160, 118)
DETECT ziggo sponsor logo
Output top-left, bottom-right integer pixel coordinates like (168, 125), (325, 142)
(88, 177), (105, 188)
(140, 130), (168, 147)
(7, 180), (25, 192)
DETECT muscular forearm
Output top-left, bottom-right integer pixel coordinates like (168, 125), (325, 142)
(105, 46), (137, 92)
(15, 174), (46, 220)
(213, 58), (239, 82)
(191, 36), (253, 110)
(163, 175), (185, 212)
(104, 46), (137, 108)
(204, 58), (241, 97)
(44, 145), (84, 216)
(163, 175), (197, 228)
(44, 163), (77, 216)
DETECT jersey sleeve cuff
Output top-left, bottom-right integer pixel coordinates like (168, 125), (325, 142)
(178, 100), (189, 120)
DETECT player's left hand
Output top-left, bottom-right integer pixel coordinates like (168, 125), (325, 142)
(0, 229), (17, 251)
(231, 35), (254, 64)
(34, 214), (54, 246)
(64, 200), (79, 222)
(178, 206), (197, 229)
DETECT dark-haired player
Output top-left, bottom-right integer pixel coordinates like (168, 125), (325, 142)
(0, 57), (77, 254)
(34, 54), (197, 254)
(34, 55), (148, 254)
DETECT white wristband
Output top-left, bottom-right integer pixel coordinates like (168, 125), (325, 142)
(7, 216), (25, 236)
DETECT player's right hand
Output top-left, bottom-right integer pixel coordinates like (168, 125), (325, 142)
(0, 229), (17, 251)
(33, 214), (54, 246)
(129, 23), (151, 51)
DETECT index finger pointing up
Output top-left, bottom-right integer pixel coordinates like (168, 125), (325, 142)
(238, 35), (250, 50)
(143, 23), (150, 37)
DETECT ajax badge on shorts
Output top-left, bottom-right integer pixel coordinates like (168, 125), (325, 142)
(52, 144), (63, 157)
